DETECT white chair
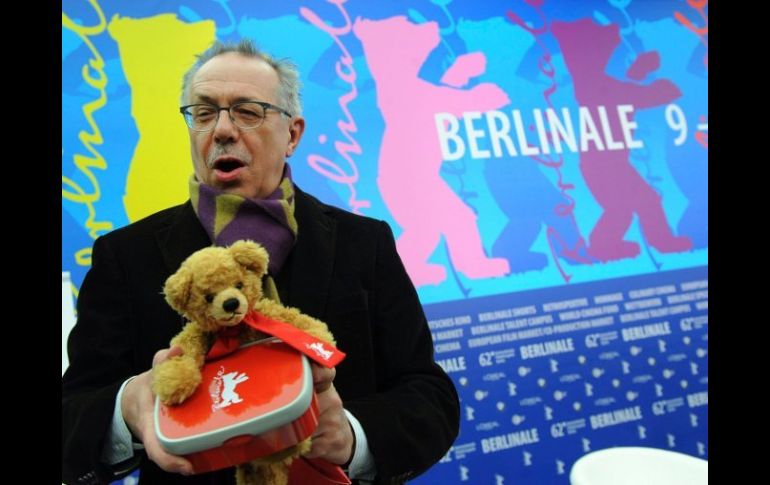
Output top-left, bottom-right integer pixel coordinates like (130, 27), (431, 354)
(570, 446), (707, 485)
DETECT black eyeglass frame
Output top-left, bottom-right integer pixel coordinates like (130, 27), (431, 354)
(179, 101), (293, 131)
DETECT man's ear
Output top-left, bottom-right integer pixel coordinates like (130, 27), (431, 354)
(285, 116), (305, 157)
(229, 240), (269, 278)
(164, 267), (193, 314)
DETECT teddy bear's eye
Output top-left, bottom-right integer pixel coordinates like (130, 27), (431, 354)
(204, 294), (214, 303)
(235, 282), (243, 290)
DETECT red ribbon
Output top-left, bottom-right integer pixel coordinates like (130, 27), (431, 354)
(207, 325), (243, 360)
(205, 312), (346, 368)
(242, 311), (346, 368)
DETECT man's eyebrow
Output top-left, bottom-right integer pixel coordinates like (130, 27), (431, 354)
(193, 94), (218, 104)
(234, 95), (260, 102)
(191, 95), (261, 105)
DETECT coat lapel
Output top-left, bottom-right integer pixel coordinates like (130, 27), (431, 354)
(285, 186), (337, 318)
(155, 202), (211, 275)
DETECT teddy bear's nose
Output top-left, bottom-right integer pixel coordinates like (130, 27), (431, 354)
(222, 298), (240, 313)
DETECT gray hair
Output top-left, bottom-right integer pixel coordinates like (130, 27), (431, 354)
(181, 39), (302, 116)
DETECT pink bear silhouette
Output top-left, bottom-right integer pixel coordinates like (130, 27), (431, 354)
(353, 16), (510, 286)
(552, 18), (692, 262)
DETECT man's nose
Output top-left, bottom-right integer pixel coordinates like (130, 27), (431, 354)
(213, 108), (239, 143)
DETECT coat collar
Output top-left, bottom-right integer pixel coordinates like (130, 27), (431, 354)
(155, 186), (337, 319)
(155, 201), (210, 276)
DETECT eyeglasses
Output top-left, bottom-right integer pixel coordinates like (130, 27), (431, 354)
(179, 101), (292, 132)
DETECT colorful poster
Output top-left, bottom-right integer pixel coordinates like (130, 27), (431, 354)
(62, 1), (707, 483)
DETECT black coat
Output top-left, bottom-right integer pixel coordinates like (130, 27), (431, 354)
(62, 187), (460, 485)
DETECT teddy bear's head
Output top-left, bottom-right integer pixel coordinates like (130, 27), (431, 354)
(164, 240), (269, 332)
(353, 16), (440, 74)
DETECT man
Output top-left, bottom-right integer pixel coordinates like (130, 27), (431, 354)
(62, 40), (459, 485)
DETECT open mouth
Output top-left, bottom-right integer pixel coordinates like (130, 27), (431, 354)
(212, 157), (246, 182)
(213, 157), (245, 173)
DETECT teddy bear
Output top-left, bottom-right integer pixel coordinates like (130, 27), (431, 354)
(152, 239), (336, 485)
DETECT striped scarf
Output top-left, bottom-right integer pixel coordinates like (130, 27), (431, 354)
(189, 165), (297, 301)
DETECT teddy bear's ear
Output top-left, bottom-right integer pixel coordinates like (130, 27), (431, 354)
(228, 240), (269, 278)
(164, 267), (194, 314)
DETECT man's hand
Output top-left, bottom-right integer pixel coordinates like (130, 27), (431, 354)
(121, 346), (194, 476)
(305, 364), (355, 465)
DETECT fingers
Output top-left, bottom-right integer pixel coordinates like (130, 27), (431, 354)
(152, 345), (183, 367)
(304, 382), (353, 465)
(315, 382), (343, 414)
(123, 346), (193, 476)
(142, 424), (194, 476)
(306, 418), (353, 463)
(311, 363), (336, 393)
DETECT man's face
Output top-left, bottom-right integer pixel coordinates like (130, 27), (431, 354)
(187, 52), (305, 199)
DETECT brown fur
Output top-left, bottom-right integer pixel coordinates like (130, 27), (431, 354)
(152, 240), (335, 485)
